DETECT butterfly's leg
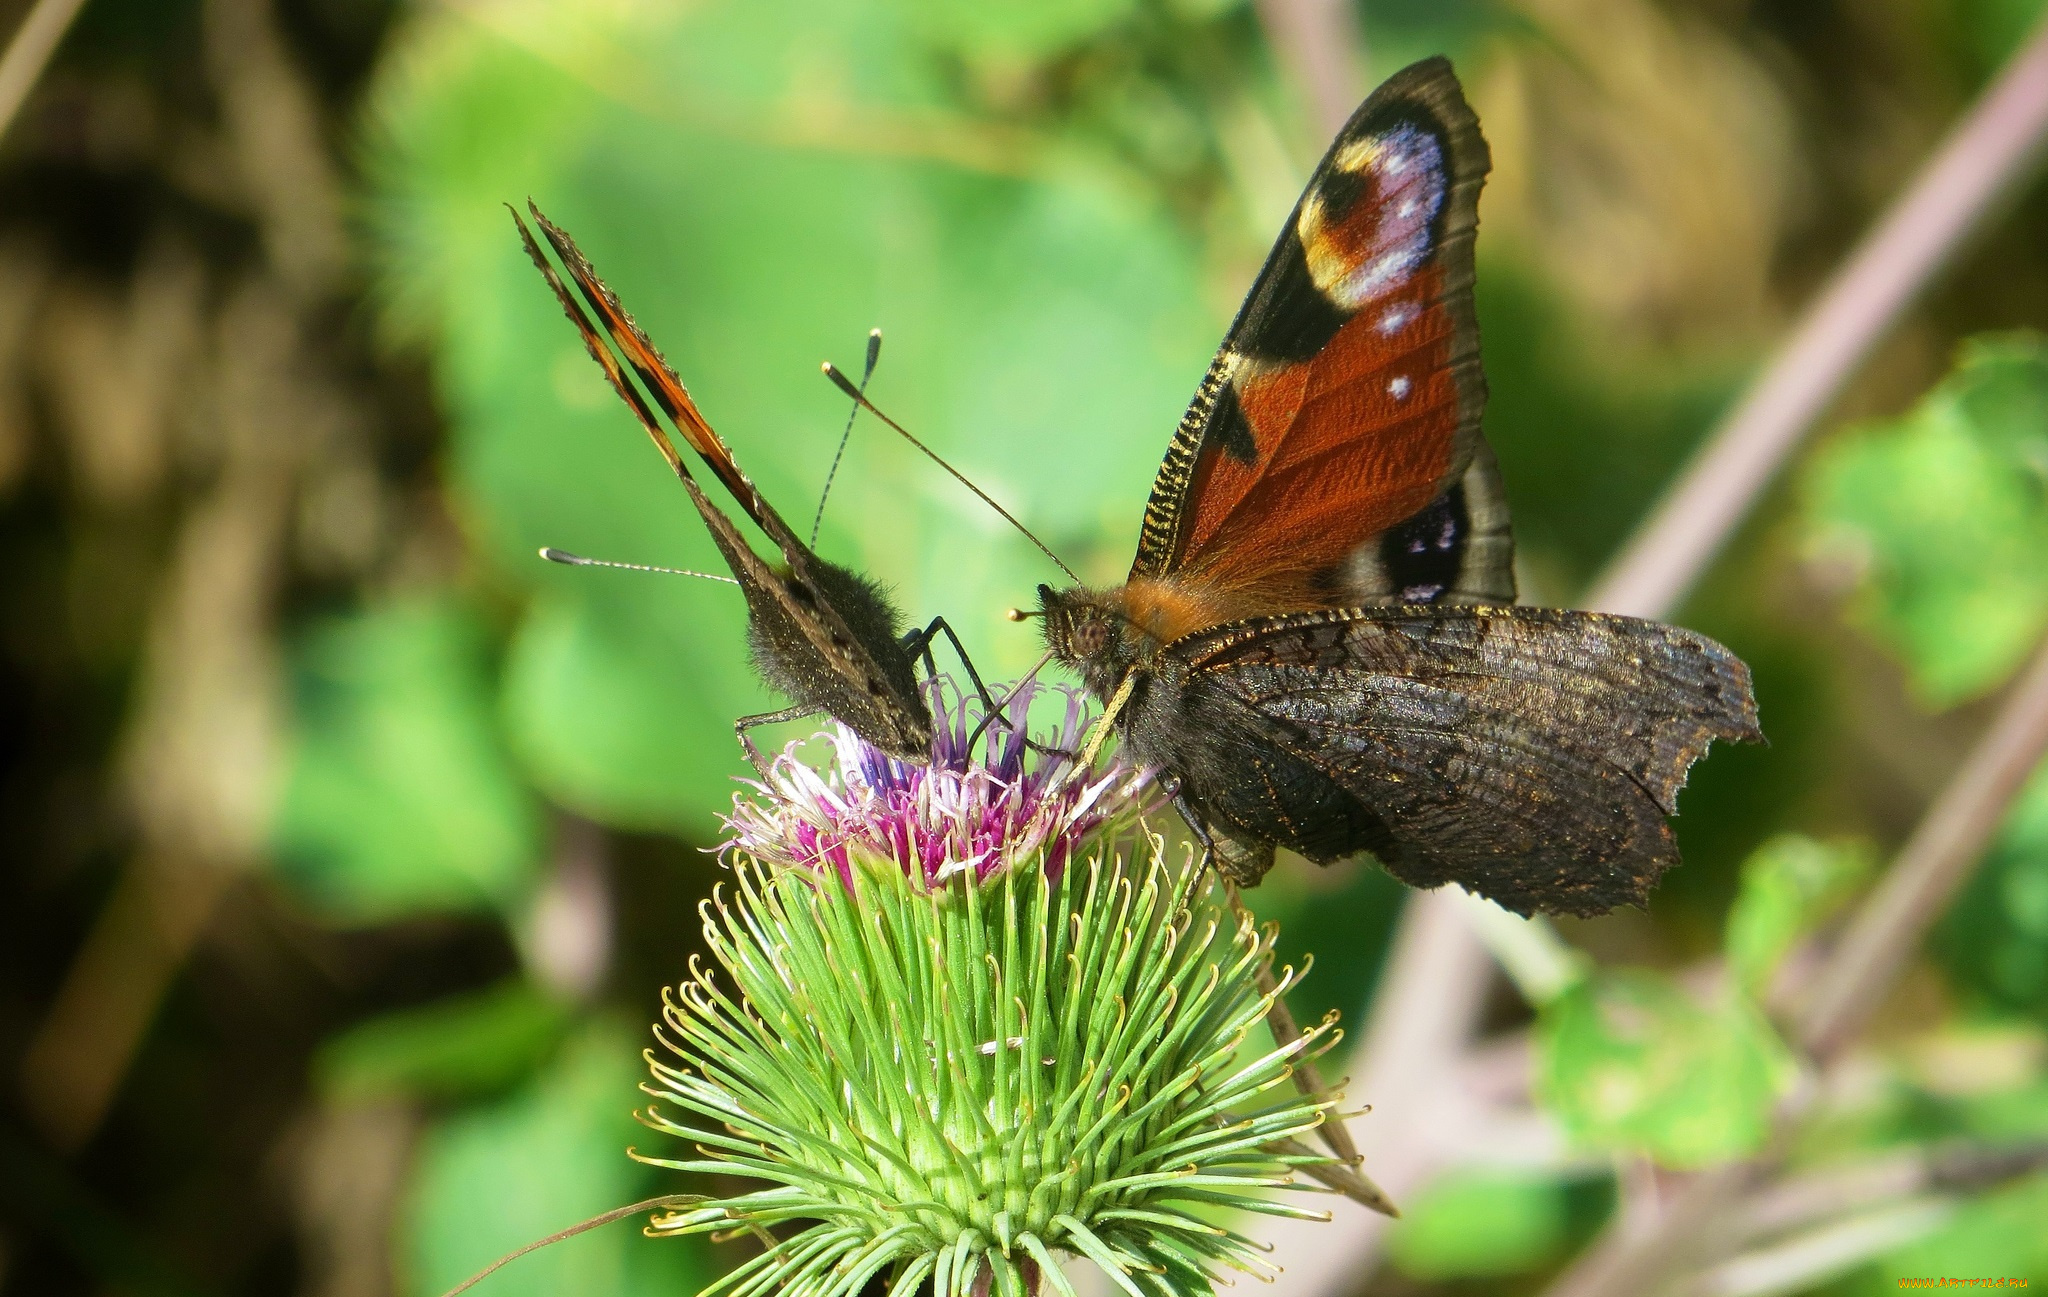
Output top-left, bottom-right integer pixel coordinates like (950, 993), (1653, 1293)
(899, 620), (945, 681)
(734, 705), (818, 779)
(906, 617), (1073, 759)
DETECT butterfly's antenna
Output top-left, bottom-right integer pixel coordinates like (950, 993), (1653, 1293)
(439, 1195), (703, 1297)
(1013, 646), (1056, 689)
(1004, 606), (1043, 622)
(540, 547), (738, 584)
(821, 362), (1083, 585)
(809, 328), (881, 548)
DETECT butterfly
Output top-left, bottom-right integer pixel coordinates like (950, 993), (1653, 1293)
(1033, 58), (1763, 918)
(513, 203), (998, 769)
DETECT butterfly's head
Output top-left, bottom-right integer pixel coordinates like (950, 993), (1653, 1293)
(1036, 583), (1139, 699)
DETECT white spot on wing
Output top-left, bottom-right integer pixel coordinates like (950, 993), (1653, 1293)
(1389, 376), (1412, 400)
(1378, 305), (1413, 334)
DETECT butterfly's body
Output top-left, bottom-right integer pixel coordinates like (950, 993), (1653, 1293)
(678, 466), (930, 754)
(1039, 58), (1761, 917)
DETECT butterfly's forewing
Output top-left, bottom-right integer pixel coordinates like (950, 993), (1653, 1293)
(1175, 606), (1762, 915)
(513, 207), (931, 758)
(1133, 57), (1508, 614)
(524, 206), (771, 527)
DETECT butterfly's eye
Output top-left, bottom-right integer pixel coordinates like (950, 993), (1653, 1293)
(1072, 617), (1110, 657)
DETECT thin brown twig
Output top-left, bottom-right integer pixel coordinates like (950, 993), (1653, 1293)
(1685, 1198), (1956, 1297)
(1584, 1139), (2048, 1297)
(1589, 12), (2048, 619)
(439, 1196), (701, 1297)
(18, 854), (236, 1147)
(1716, 1138), (2048, 1251)
(0, 0), (89, 146)
(1254, 0), (1368, 138)
(1796, 634), (2048, 1059)
(1269, 1136), (1400, 1216)
(1546, 1158), (1770, 1297)
(1223, 878), (1365, 1170)
(1256, 890), (1495, 1295)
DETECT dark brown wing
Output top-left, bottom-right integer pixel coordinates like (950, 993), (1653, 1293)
(523, 204), (789, 541)
(511, 206), (930, 757)
(1132, 58), (1508, 613)
(1177, 606), (1762, 916)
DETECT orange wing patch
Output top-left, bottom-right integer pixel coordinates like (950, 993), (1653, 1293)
(1178, 268), (1458, 603)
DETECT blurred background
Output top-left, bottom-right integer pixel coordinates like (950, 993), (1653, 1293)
(6, 0), (2048, 1294)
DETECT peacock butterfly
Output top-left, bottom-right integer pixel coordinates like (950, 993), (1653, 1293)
(514, 203), (996, 770)
(1035, 58), (1762, 917)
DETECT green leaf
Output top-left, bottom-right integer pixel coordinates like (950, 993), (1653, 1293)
(1725, 834), (1873, 997)
(1536, 970), (1794, 1168)
(315, 979), (570, 1105)
(1385, 1169), (1574, 1279)
(1804, 332), (2048, 707)
(403, 1024), (711, 1297)
(1938, 759), (2048, 1018)
(272, 600), (540, 923)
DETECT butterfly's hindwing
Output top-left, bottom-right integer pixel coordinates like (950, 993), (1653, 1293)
(1168, 606), (1761, 916)
(1340, 441), (1514, 605)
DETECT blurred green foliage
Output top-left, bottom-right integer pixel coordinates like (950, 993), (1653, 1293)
(1725, 835), (1872, 998)
(1537, 968), (1792, 1167)
(1805, 333), (2048, 1032)
(1825, 1063), (2048, 1291)
(1862, 1172), (2048, 1292)
(316, 979), (571, 1106)
(1530, 836), (1886, 1169)
(404, 1025), (709, 1297)
(1385, 1169), (1586, 1280)
(1794, 330), (2048, 1287)
(1805, 333), (2048, 708)
(273, 600), (540, 923)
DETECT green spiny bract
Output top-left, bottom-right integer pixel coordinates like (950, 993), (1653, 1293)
(639, 841), (1341, 1297)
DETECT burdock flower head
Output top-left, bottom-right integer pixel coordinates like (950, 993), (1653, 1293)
(722, 679), (1135, 885)
(640, 679), (1348, 1297)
